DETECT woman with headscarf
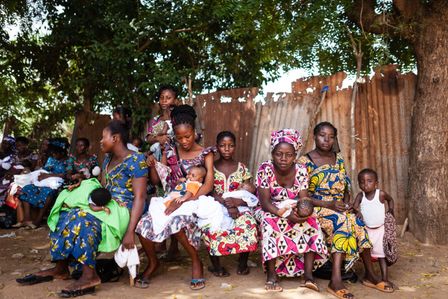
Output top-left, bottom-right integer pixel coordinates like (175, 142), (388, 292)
(298, 122), (385, 299)
(256, 129), (328, 292)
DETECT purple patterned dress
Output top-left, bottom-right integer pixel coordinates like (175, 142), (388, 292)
(136, 146), (216, 249)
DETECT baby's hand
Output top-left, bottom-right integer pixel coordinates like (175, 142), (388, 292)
(104, 207), (111, 215)
(175, 197), (186, 204)
(146, 155), (156, 167)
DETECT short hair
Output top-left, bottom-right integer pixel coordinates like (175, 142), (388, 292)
(190, 165), (206, 178)
(216, 131), (236, 144)
(171, 105), (197, 130)
(76, 137), (90, 148)
(358, 168), (378, 181)
(297, 199), (314, 218)
(16, 137), (30, 145)
(157, 85), (178, 100)
(90, 188), (112, 206)
(105, 120), (129, 145)
(313, 121), (337, 136)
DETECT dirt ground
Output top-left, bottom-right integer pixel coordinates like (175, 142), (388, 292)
(1, 227), (447, 299)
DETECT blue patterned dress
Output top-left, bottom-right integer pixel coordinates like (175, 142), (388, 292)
(49, 152), (147, 268)
(20, 157), (69, 208)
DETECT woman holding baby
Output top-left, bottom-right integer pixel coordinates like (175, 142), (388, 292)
(201, 131), (259, 277)
(255, 129), (328, 292)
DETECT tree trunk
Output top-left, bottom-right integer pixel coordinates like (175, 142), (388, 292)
(408, 6), (448, 244)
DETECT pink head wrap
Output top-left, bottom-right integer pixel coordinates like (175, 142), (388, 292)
(270, 129), (303, 152)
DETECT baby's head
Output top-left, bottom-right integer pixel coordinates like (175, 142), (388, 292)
(90, 188), (112, 207)
(187, 166), (206, 183)
(295, 199), (314, 219)
(358, 168), (378, 193)
(240, 182), (256, 194)
(132, 137), (143, 151)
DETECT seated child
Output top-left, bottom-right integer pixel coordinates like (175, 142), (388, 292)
(353, 168), (396, 292)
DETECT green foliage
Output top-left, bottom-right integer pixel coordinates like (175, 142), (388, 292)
(1, 0), (417, 137)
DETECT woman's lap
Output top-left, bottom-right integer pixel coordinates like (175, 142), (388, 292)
(20, 185), (55, 208)
(136, 212), (201, 249)
(50, 209), (102, 268)
(202, 213), (258, 256)
(256, 209), (328, 277)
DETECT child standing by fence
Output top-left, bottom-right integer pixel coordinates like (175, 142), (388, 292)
(353, 168), (396, 293)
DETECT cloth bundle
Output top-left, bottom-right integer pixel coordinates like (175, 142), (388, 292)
(13, 169), (64, 190)
(114, 245), (140, 279)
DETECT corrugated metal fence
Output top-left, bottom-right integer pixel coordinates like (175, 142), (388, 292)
(194, 65), (416, 223)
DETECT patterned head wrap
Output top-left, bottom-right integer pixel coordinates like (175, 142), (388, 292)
(49, 138), (70, 151)
(270, 129), (303, 153)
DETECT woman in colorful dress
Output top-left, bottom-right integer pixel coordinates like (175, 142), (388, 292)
(16, 120), (147, 297)
(19, 138), (71, 228)
(202, 131), (258, 277)
(15, 136), (39, 170)
(298, 122), (386, 299)
(0, 136), (17, 207)
(67, 137), (99, 181)
(136, 105), (215, 290)
(256, 129), (328, 292)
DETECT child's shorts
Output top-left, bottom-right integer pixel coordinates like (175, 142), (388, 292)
(366, 225), (385, 258)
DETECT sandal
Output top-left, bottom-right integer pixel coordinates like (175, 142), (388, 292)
(134, 277), (150, 289)
(12, 222), (26, 228)
(16, 274), (54, 285)
(58, 287), (96, 298)
(236, 267), (250, 275)
(207, 266), (230, 277)
(301, 279), (319, 292)
(361, 280), (394, 293)
(326, 287), (354, 299)
(265, 280), (283, 292)
(190, 278), (206, 290)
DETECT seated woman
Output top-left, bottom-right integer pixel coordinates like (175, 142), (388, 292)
(202, 131), (258, 277)
(136, 105), (215, 290)
(19, 138), (71, 228)
(67, 137), (99, 182)
(256, 129), (328, 292)
(16, 120), (147, 297)
(0, 136), (17, 209)
(298, 122), (387, 299)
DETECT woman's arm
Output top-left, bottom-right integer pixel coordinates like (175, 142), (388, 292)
(121, 176), (147, 249)
(193, 153), (214, 198)
(258, 187), (279, 215)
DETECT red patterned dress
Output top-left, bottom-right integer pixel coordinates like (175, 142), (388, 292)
(202, 162), (258, 256)
(255, 160), (328, 277)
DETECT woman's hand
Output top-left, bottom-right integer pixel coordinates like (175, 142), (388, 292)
(146, 155), (156, 167)
(121, 231), (135, 250)
(37, 173), (50, 181)
(227, 207), (239, 219)
(165, 200), (182, 215)
(328, 200), (348, 213)
(223, 197), (245, 208)
(71, 173), (83, 181)
(156, 135), (169, 145)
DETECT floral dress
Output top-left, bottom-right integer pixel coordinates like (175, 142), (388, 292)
(66, 154), (99, 176)
(136, 146), (216, 249)
(20, 157), (69, 208)
(255, 160), (328, 277)
(202, 162), (258, 256)
(298, 153), (372, 270)
(49, 152), (147, 268)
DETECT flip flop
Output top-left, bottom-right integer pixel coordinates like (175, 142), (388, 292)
(134, 277), (150, 289)
(300, 279), (319, 292)
(236, 267), (250, 275)
(58, 287), (96, 298)
(190, 278), (205, 290)
(207, 266), (230, 277)
(16, 274), (54, 285)
(326, 287), (354, 299)
(265, 280), (283, 292)
(361, 280), (394, 293)
(12, 222), (26, 228)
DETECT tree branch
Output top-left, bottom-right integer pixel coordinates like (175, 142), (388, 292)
(347, 0), (399, 37)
